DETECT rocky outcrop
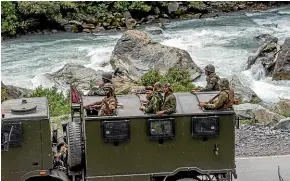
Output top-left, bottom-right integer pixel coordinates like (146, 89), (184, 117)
(246, 34), (279, 76)
(230, 74), (261, 104)
(272, 38), (290, 80)
(270, 98), (290, 117)
(1, 81), (33, 101)
(275, 118), (290, 131)
(50, 63), (103, 91)
(246, 35), (290, 80)
(252, 108), (286, 125)
(233, 103), (264, 119)
(110, 30), (202, 82)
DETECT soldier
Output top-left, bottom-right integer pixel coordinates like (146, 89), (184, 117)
(87, 72), (113, 96)
(139, 86), (162, 114)
(192, 64), (220, 92)
(157, 83), (177, 115)
(199, 78), (234, 110)
(153, 81), (163, 104)
(84, 83), (117, 116)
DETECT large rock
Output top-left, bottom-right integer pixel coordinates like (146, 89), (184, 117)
(233, 103), (264, 119)
(110, 30), (202, 82)
(272, 38), (290, 80)
(230, 74), (261, 104)
(253, 108), (286, 125)
(270, 99), (290, 117)
(51, 63), (103, 91)
(246, 34), (279, 76)
(275, 118), (290, 131)
(1, 81), (33, 101)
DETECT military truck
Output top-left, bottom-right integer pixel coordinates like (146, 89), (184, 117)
(1, 86), (238, 181)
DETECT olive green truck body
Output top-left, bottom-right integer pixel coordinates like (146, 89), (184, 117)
(1, 92), (237, 181)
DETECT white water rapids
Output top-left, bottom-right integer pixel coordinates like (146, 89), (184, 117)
(1, 6), (290, 103)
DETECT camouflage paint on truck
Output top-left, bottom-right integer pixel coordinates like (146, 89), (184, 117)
(82, 92), (236, 180)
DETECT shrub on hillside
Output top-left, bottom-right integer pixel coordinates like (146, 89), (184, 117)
(140, 67), (195, 92)
(25, 86), (70, 117)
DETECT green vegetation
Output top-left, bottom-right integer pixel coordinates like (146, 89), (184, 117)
(240, 119), (255, 125)
(140, 67), (195, 92)
(2, 1), (286, 38)
(25, 86), (70, 117)
(1, 88), (8, 102)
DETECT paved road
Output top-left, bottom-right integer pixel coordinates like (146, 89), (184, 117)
(235, 155), (290, 181)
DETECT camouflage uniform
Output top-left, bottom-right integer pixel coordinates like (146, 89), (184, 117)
(87, 72), (113, 96)
(161, 84), (177, 114)
(144, 91), (162, 114)
(204, 78), (234, 110)
(200, 64), (220, 91)
(98, 83), (117, 116)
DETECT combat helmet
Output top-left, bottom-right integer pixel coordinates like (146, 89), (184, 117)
(102, 72), (113, 83)
(204, 64), (215, 73)
(103, 83), (115, 91)
(163, 83), (173, 91)
(218, 78), (230, 89)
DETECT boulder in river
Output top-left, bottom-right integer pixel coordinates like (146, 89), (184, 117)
(272, 38), (290, 80)
(51, 63), (103, 91)
(110, 30), (202, 82)
(247, 35), (290, 80)
(230, 74), (261, 104)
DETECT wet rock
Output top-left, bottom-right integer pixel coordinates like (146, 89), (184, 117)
(254, 34), (278, 44)
(82, 28), (91, 33)
(51, 29), (58, 33)
(110, 30), (202, 82)
(82, 23), (95, 29)
(91, 26), (105, 33)
(51, 63), (103, 91)
(275, 118), (290, 131)
(230, 74), (261, 104)
(68, 20), (82, 26)
(262, 23), (278, 28)
(272, 38), (290, 80)
(247, 34), (280, 76)
(64, 24), (74, 32)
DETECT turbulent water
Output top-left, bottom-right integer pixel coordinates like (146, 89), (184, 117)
(2, 6), (290, 103)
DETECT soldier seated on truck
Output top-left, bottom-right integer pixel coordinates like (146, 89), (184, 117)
(199, 78), (234, 110)
(84, 83), (117, 116)
(157, 83), (177, 115)
(139, 86), (162, 114)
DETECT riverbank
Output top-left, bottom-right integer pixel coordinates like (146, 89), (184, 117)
(2, 1), (290, 40)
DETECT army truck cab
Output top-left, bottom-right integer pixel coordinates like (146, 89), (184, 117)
(1, 88), (238, 181)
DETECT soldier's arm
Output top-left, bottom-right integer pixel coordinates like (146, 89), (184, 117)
(144, 98), (154, 113)
(108, 99), (117, 111)
(204, 92), (227, 109)
(164, 96), (176, 114)
(200, 77), (218, 91)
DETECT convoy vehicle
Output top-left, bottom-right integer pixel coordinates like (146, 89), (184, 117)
(1, 85), (238, 181)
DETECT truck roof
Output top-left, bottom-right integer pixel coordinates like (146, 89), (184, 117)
(83, 92), (235, 120)
(1, 97), (49, 121)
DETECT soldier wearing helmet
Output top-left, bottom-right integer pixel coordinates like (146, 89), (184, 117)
(157, 83), (176, 115)
(199, 78), (234, 110)
(139, 86), (162, 114)
(84, 83), (117, 116)
(192, 64), (220, 92)
(87, 72), (114, 96)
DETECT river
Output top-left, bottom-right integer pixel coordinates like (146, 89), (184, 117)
(1, 6), (290, 103)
